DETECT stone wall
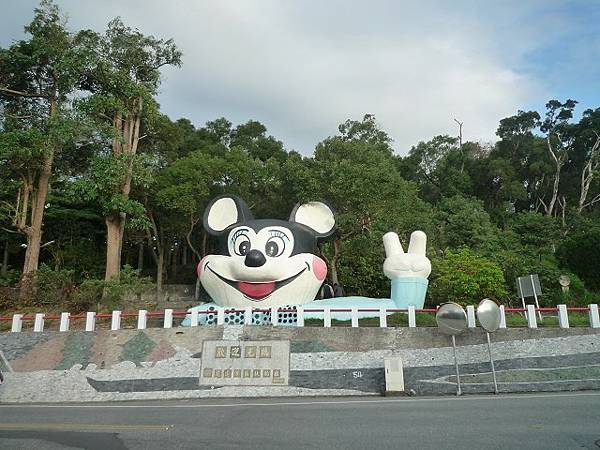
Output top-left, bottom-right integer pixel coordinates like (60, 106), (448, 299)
(0, 326), (599, 403)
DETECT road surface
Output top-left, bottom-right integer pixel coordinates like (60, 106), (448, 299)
(0, 392), (599, 449)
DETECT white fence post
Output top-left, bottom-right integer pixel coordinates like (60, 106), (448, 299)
(296, 306), (304, 327)
(351, 307), (359, 328)
(164, 309), (173, 329)
(557, 304), (569, 329)
(111, 311), (121, 331)
(59, 312), (70, 332)
(499, 305), (507, 329)
(270, 307), (278, 326)
(589, 304), (600, 328)
(408, 305), (416, 328)
(526, 304), (537, 329)
(244, 307), (252, 325)
(216, 307), (225, 325)
(85, 312), (96, 331)
(379, 307), (387, 328)
(33, 313), (44, 332)
(466, 305), (476, 328)
(11, 314), (23, 333)
(323, 307), (331, 328)
(190, 309), (199, 327)
(137, 310), (147, 329)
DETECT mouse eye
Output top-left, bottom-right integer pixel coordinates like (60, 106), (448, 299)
(265, 231), (289, 257)
(231, 231), (251, 256)
(265, 239), (283, 257)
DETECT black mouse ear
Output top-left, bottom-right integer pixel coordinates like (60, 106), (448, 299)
(203, 195), (254, 236)
(289, 201), (335, 239)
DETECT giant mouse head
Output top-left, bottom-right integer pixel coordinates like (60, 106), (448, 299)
(197, 195), (335, 308)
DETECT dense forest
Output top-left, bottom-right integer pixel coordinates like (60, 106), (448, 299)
(1, 1), (599, 313)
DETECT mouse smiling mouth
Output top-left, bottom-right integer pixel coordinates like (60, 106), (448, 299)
(206, 263), (309, 301)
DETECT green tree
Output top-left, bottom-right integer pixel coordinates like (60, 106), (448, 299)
(429, 248), (508, 306)
(437, 195), (498, 250)
(289, 116), (433, 293)
(557, 227), (600, 291)
(77, 18), (181, 282)
(0, 0), (85, 293)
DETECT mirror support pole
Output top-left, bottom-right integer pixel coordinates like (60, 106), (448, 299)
(486, 332), (499, 394)
(451, 335), (462, 396)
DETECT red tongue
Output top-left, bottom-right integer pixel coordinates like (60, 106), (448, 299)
(238, 281), (276, 299)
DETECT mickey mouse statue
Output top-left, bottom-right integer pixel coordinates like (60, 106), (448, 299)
(187, 195), (431, 324)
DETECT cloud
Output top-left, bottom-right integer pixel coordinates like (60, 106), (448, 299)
(2, 0), (569, 154)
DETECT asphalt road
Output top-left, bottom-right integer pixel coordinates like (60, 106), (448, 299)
(0, 392), (599, 449)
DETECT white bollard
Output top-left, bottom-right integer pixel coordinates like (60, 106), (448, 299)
(408, 305), (416, 328)
(163, 309), (173, 328)
(466, 305), (476, 328)
(379, 307), (387, 328)
(557, 304), (569, 329)
(190, 309), (199, 327)
(137, 310), (147, 329)
(244, 307), (253, 325)
(351, 307), (359, 328)
(11, 314), (23, 333)
(111, 310), (121, 331)
(33, 313), (45, 332)
(323, 307), (331, 328)
(59, 312), (70, 332)
(589, 304), (600, 328)
(271, 307), (278, 326)
(216, 307), (225, 325)
(526, 304), (537, 329)
(85, 312), (96, 331)
(499, 305), (507, 329)
(296, 306), (304, 327)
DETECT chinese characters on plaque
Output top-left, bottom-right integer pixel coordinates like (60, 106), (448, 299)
(199, 340), (290, 386)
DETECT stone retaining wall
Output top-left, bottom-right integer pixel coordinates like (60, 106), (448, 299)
(0, 326), (599, 402)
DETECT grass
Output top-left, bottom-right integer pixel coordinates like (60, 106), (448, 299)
(303, 311), (593, 328)
(0, 307), (595, 331)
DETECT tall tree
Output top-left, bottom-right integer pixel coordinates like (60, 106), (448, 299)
(539, 99), (577, 217)
(0, 0), (83, 293)
(574, 108), (600, 213)
(78, 18), (181, 282)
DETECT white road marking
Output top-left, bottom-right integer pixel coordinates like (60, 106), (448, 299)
(1, 391), (599, 409)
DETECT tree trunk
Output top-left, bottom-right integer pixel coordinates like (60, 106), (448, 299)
(171, 244), (180, 280)
(104, 97), (144, 282)
(545, 136), (564, 217)
(182, 245), (188, 266)
(124, 245), (132, 267)
(105, 216), (123, 281)
(330, 239), (341, 285)
(137, 242), (144, 270)
(1, 241), (8, 278)
(578, 135), (600, 213)
(19, 152), (54, 299)
(201, 232), (208, 259)
(156, 245), (165, 298)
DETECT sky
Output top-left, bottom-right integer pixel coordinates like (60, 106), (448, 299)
(1, 0), (599, 155)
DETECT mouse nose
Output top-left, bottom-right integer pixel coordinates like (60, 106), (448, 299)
(244, 249), (266, 267)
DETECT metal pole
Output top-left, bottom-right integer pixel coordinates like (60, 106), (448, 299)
(486, 332), (498, 395)
(531, 275), (542, 321)
(451, 335), (462, 396)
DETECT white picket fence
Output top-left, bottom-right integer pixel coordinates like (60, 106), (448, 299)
(3, 304), (600, 333)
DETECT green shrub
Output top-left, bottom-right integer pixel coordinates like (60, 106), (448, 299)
(428, 247), (508, 306)
(70, 265), (154, 312)
(557, 227), (600, 291)
(32, 264), (76, 306)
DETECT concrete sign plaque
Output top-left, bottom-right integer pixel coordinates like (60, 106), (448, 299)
(199, 340), (290, 386)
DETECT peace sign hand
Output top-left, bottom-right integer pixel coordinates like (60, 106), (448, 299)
(383, 231), (431, 279)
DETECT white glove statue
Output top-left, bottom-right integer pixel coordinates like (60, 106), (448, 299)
(382, 231), (431, 308)
(383, 231), (431, 279)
